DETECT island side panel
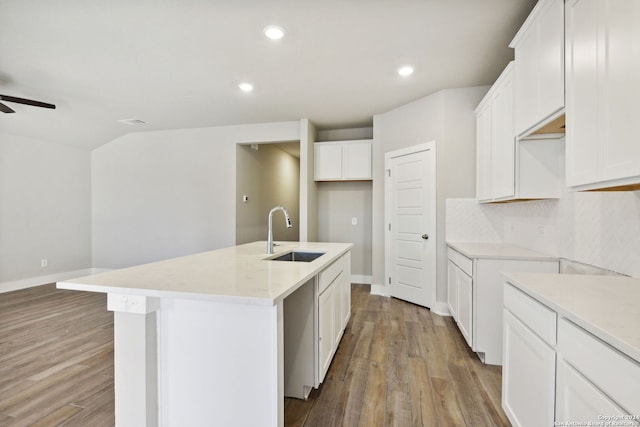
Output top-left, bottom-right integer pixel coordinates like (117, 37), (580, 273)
(159, 297), (283, 427)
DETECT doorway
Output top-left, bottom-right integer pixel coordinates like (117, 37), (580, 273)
(235, 142), (301, 245)
(384, 142), (436, 308)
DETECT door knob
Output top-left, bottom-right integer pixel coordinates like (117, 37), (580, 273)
(421, 234), (429, 240)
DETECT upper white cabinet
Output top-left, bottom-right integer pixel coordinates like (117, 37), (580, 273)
(475, 62), (516, 202)
(565, 0), (640, 190)
(510, 0), (565, 136)
(475, 62), (564, 203)
(314, 140), (372, 181)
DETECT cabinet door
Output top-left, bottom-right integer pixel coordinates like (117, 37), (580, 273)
(447, 260), (458, 319)
(502, 310), (556, 427)
(600, 1), (640, 182)
(342, 141), (372, 180)
(457, 271), (473, 347)
(537, 0), (565, 118)
(341, 253), (351, 329)
(556, 359), (637, 425)
(476, 102), (493, 201)
(314, 144), (342, 181)
(491, 67), (516, 200)
(565, 0), (601, 187)
(514, 23), (539, 135)
(567, 0), (640, 189)
(514, 0), (564, 135)
(333, 275), (342, 348)
(318, 284), (334, 382)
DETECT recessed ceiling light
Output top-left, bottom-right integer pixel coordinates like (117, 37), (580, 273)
(264, 25), (285, 40)
(397, 66), (414, 77)
(239, 82), (254, 93)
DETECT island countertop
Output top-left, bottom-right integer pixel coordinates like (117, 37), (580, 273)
(57, 241), (353, 306)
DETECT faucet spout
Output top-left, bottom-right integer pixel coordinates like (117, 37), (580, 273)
(267, 206), (292, 254)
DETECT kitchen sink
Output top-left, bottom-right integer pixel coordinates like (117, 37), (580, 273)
(269, 251), (326, 262)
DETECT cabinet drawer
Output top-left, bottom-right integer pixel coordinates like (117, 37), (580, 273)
(558, 318), (640, 415)
(447, 248), (473, 276)
(318, 256), (343, 294)
(504, 283), (557, 346)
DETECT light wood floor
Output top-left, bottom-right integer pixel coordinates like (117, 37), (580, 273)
(0, 283), (508, 426)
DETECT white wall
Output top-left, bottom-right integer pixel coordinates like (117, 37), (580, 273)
(0, 134), (91, 291)
(317, 181), (372, 280)
(446, 189), (640, 278)
(236, 144), (300, 245)
(92, 122), (299, 269)
(373, 86), (489, 306)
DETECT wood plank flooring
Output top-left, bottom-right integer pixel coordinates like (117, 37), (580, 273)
(285, 284), (510, 427)
(0, 284), (114, 426)
(0, 283), (508, 426)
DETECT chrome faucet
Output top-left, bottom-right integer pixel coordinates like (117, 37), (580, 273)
(267, 206), (292, 254)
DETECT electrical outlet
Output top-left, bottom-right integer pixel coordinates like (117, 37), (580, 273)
(351, 217), (357, 225)
(41, 258), (48, 268)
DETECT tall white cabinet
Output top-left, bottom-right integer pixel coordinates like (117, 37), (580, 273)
(565, 0), (640, 190)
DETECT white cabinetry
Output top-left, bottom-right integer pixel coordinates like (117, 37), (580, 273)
(316, 252), (351, 382)
(476, 62), (516, 202)
(565, 0), (640, 190)
(510, 0), (565, 136)
(475, 62), (564, 203)
(314, 140), (372, 181)
(447, 253), (473, 347)
(502, 287), (557, 427)
(447, 244), (558, 365)
(556, 318), (640, 424)
(503, 277), (640, 427)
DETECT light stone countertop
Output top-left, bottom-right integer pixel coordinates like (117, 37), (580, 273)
(448, 241), (558, 261)
(57, 241), (353, 306)
(504, 272), (640, 363)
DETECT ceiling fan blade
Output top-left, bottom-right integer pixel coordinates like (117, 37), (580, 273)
(0, 95), (55, 109)
(0, 102), (15, 113)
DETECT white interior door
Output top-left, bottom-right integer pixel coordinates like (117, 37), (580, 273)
(385, 142), (436, 308)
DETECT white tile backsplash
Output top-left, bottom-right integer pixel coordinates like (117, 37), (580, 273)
(446, 190), (640, 278)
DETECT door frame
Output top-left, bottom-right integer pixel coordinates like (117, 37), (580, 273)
(384, 141), (437, 309)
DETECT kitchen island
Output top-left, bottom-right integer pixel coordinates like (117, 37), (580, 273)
(57, 241), (353, 427)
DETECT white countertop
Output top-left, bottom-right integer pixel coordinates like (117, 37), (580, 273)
(448, 241), (558, 261)
(57, 241), (353, 306)
(504, 272), (640, 362)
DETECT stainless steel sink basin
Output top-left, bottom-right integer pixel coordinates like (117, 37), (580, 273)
(269, 251), (325, 262)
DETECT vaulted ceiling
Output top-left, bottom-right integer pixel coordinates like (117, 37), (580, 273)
(0, 0), (536, 149)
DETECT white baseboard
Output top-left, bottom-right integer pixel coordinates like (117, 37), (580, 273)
(430, 301), (451, 317)
(0, 268), (109, 294)
(370, 284), (390, 297)
(350, 274), (372, 285)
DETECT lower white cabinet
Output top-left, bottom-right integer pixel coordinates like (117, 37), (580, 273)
(284, 251), (352, 398)
(502, 301), (556, 427)
(556, 359), (634, 424)
(317, 253), (351, 383)
(446, 244), (558, 365)
(503, 280), (640, 426)
(318, 283), (334, 381)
